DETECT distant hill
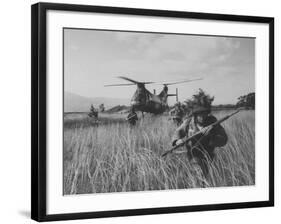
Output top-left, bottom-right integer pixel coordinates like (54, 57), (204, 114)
(106, 105), (130, 114)
(64, 92), (130, 112)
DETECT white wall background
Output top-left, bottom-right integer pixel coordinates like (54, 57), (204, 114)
(0, 0), (279, 223)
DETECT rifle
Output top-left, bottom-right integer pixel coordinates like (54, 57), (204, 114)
(161, 109), (240, 158)
(126, 113), (138, 121)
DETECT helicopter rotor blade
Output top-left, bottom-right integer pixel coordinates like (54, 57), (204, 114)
(157, 78), (203, 86)
(118, 76), (140, 84)
(104, 83), (136, 87)
(141, 82), (155, 85)
(118, 76), (154, 85)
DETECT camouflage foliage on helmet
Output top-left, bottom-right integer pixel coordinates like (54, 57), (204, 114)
(184, 89), (214, 113)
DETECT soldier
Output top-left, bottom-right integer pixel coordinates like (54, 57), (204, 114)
(126, 107), (138, 126)
(171, 90), (228, 177)
(170, 102), (185, 126)
(88, 104), (98, 119)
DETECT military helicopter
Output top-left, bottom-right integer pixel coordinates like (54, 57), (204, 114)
(105, 76), (202, 115)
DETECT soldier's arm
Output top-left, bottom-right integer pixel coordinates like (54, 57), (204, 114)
(126, 113), (133, 120)
(171, 117), (191, 146)
(208, 124), (228, 147)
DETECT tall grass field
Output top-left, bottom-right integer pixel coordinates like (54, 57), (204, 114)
(63, 110), (255, 195)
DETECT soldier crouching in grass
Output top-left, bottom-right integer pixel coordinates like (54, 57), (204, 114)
(171, 89), (228, 179)
(126, 107), (138, 126)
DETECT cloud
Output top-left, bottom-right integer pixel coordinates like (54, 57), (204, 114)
(114, 34), (243, 65)
(64, 29), (254, 104)
(114, 32), (163, 53)
(104, 34), (253, 83)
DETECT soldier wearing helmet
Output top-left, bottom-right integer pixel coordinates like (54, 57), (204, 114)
(126, 107), (138, 126)
(171, 89), (228, 177)
(170, 102), (185, 126)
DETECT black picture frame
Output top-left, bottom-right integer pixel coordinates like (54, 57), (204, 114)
(31, 2), (274, 222)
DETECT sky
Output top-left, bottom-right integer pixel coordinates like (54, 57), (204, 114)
(64, 28), (255, 105)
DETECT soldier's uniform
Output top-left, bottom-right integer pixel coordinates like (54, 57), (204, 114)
(127, 110), (138, 126)
(88, 107), (98, 119)
(172, 108), (228, 176)
(170, 105), (185, 126)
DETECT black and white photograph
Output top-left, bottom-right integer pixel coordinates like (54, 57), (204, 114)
(29, 2), (274, 222)
(63, 28), (255, 195)
(0, 0), (278, 223)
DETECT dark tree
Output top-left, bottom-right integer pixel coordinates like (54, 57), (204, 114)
(237, 92), (255, 109)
